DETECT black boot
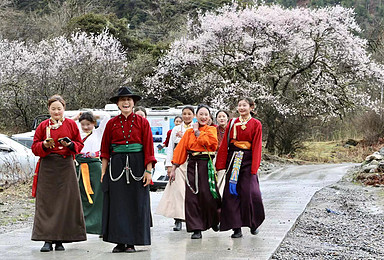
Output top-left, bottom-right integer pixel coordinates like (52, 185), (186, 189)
(191, 230), (202, 239)
(250, 227), (259, 235)
(112, 243), (126, 253)
(211, 223), (220, 232)
(231, 228), (242, 238)
(40, 241), (53, 252)
(55, 241), (65, 251)
(173, 219), (182, 231)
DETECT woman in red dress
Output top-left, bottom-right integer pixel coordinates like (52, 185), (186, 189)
(215, 110), (230, 196)
(31, 95), (86, 252)
(216, 97), (265, 238)
(216, 110), (229, 149)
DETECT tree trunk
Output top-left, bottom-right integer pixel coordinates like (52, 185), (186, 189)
(264, 112), (278, 154)
(265, 130), (276, 154)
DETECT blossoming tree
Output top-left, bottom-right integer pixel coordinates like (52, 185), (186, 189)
(145, 3), (384, 153)
(0, 31), (127, 130)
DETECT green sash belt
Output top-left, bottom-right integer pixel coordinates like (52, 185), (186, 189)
(189, 156), (219, 199)
(75, 155), (101, 163)
(111, 143), (143, 153)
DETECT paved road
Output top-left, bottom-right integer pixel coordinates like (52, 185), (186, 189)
(0, 163), (355, 260)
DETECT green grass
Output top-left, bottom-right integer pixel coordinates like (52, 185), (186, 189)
(294, 141), (378, 163)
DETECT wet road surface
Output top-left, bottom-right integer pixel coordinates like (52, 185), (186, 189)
(0, 163), (355, 259)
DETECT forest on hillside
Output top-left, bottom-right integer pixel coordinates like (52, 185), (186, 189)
(4, 0), (384, 43)
(1, 0), (384, 155)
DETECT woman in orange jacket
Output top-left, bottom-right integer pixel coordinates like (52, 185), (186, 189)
(169, 104), (220, 239)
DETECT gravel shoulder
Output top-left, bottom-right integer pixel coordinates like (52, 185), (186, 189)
(0, 179), (34, 234)
(272, 169), (384, 259)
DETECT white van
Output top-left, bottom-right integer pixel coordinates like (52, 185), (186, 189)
(10, 104), (200, 191)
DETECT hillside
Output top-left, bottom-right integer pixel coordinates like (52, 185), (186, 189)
(5, 0), (383, 44)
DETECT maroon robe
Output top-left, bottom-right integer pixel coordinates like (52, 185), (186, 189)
(31, 118), (86, 242)
(163, 129), (172, 147)
(215, 118), (265, 231)
(216, 125), (226, 150)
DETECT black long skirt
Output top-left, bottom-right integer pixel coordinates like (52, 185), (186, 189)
(185, 154), (220, 232)
(32, 154), (86, 242)
(220, 145), (265, 231)
(102, 151), (151, 245)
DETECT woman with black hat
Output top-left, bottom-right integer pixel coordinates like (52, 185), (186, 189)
(100, 86), (156, 253)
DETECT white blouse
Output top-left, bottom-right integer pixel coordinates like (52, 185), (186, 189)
(78, 113), (111, 157)
(165, 123), (192, 167)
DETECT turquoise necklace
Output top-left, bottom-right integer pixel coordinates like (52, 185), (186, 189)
(119, 113), (135, 144)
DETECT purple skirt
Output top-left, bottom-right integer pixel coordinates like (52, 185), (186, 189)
(220, 146), (265, 231)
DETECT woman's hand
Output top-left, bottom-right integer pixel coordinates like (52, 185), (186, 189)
(143, 171), (152, 187)
(59, 140), (72, 147)
(193, 123), (200, 137)
(58, 137), (72, 147)
(43, 140), (51, 149)
(101, 158), (108, 183)
(166, 166), (172, 177)
(43, 138), (55, 149)
(169, 165), (177, 184)
(176, 131), (183, 138)
(71, 112), (82, 121)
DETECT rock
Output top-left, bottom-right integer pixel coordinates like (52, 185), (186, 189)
(379, 147), (384, 156)
(362, 164), (378, 173)
(378, 161), (384, 172)
(345, 139), (359, 146)
(370, 160), (379, 166)
(365, 152), (383, 162)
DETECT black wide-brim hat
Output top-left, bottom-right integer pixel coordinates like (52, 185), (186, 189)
(109, 86), (142, 104)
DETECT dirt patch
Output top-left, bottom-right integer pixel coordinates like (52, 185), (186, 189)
(0, 178), (35, 234)
(355, 172), (384, 186)
(272, 170), (384, 259)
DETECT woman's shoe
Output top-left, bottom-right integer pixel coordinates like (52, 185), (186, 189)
(125, 245), (136, 253)
(112, 244), (126, 253)
(191, 230), (202, 239)
(211, 224), (220, 232)
(55, 241), (65, 251)
(250, 228), (259, 235)
(40, 242), (53, 252)
(231, 228), (242, 238)
(173, 219), (182, 231)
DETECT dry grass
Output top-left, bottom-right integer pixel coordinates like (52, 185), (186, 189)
(293, 141), (383, 163)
